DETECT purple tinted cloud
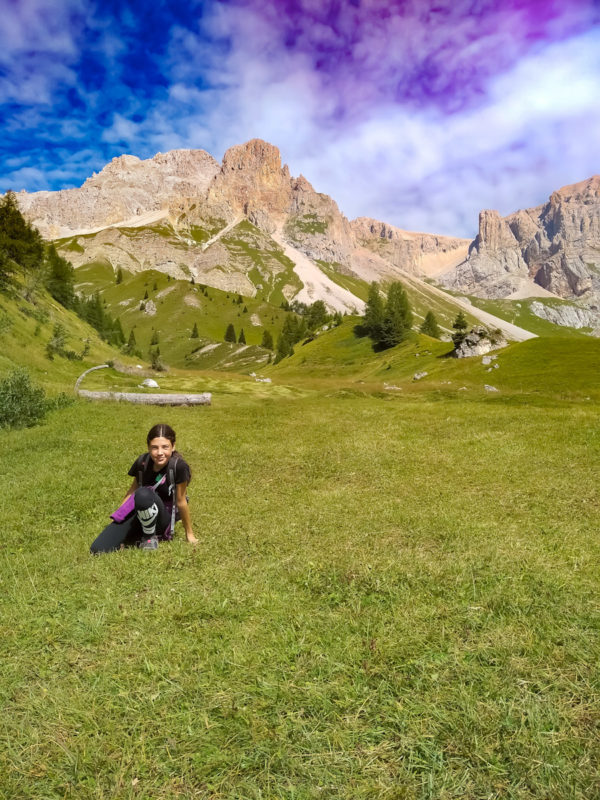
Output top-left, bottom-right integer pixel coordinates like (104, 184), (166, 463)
(216, 0), (598, 116)
(0, 0), (598, 237)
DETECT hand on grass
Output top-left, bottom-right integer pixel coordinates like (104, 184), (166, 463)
(186, 532), (198, 545)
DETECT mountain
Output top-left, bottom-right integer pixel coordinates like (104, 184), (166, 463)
(439, 176), (600, 310)
(15, 140), (469, 313)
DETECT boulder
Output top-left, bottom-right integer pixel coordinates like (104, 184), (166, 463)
(454, 327), (507, 358)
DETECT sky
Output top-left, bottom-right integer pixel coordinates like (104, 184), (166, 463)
(1, 0), (599, 238)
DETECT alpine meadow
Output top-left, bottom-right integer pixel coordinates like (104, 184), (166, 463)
(2, 2), (600, 794)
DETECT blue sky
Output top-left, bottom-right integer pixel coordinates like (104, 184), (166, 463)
(1, 0), (599, 237)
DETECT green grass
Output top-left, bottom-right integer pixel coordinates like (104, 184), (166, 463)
(1, 391), (599, 798)
(464, 296), (591, 338)
(73, 265), (291, 370)
(286, 213), (329, 235)
(0, 285), (122, 394)
(220, 221), (302, 306)
(315, 261), (372, 302)
(268, 319), (600, 402)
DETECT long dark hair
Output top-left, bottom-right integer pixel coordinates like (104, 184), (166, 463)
(146, 424), (191, 477)
(147, 423), (176, 446)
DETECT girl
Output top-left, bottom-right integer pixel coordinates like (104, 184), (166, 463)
(90, 423), (197, 553)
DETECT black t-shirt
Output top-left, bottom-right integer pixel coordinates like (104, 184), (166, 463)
(128, 454), (191, 504)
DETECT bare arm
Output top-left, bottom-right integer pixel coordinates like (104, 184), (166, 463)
(176, 482), (197, 544)
(123, 478), (138, 502)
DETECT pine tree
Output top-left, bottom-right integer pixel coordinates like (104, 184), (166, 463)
(274, 315), (301, 362)
(306, 300), (328, 331)
(380, 282), (412, 348)
(44, 244), (75, 308)
(150, 330), (159, 346)
(116, 267), (123, 284)
(0, 191), (44, 275)
(261, 329), (274, 350)
(111, 317), (126, 347)
(420, 310), (440, 338)
(191, 322), (199, 339)
(125, 330), (137, 353)
(225, 323), (236, 342)
(363, 282), (385, 342)
(452, 311), (469, 349)
(143, 289), (149, 300)
(238, 328), (246, 344)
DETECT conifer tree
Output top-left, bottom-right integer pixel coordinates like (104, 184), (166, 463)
(44, 244), (75, 308)
(363, 282), (385, 342)
(261, 329), (274, 350)
(150, 330), (159, 346)
(381, 282), (412, 348)
(111, 317), (126, 347)
(238, 328), (246, 344)
(452, 311), (469, 349)
(0, 190), (44, 275)
(191, 322), (199, 339)
(125, 330), (137, 353)
(225, 323), (236, 342)
(420, 310), (440, 338)
(306, 300), (328, 331)
(116, 267), (123, 284)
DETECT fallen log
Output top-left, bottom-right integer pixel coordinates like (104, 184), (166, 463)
(77, 390), (212, 406)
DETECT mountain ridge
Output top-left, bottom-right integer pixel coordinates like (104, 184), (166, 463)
(439, 175), (600, 314)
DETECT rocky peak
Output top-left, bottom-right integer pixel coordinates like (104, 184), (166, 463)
(440, 175), (600, 310)
(471, 209), (519, 254)
(17, 148), (220, 238)
(221, 139), (285, 177)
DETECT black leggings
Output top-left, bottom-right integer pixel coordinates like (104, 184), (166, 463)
(90, 487), (169, 554)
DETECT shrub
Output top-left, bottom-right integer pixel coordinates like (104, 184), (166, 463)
(0, 368), (47, 429)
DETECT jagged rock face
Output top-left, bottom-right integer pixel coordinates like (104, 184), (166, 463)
(17, 149), (220, 238)
(205, 140), (294, 229)
(529, 301), (600, 332)
(440, 176), (600, 307)
(204, 139), (356, 266)
(13, 138), (476, 305)
(351, 217), (470, 277)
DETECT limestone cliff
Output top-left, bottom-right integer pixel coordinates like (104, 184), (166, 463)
(17, 149), (220, 238)
(439, 176), (600, 308)
(351, 217), (470, 277)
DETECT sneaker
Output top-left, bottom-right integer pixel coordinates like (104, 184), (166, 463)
(140, 535), (158, 551)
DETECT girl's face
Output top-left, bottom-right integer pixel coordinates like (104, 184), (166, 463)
(148, 436), (174, 470)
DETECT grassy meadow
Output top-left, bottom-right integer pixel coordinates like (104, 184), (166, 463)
(2, 384), (600, 798)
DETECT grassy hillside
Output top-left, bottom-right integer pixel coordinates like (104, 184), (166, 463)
(2, 389), (599, 798)
(462, 295), (593, 338)
(0, 285), (121, 393)
(74, 262), (285, 370)
(268, 318), (600, 402)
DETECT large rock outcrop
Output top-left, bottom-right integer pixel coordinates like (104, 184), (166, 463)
(17, 149), (220, 238)
(440, 176), (600, 309)
(351, 217), (470, 277)
(11, 139), (485, 306)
